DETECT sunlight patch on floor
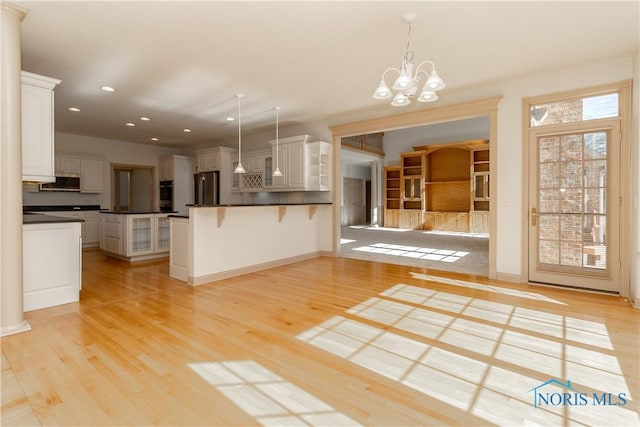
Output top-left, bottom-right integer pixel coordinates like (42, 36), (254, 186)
(340, 238), (356, 244)
(188, 360), (360, 426)
(297, 280), (638, 426)
(352, 243), (469, 263)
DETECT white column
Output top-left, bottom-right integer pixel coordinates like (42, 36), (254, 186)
(1, 2), (30, 336)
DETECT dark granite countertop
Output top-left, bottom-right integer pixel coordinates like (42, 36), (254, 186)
(100, 211), (178, 215)
(23, 213), (85, 224)
(23, 205), (106, 212)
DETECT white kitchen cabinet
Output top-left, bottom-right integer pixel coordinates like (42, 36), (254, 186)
(101, 213), (124, 255)
(286, 142), (306, 189)
(306, 141), (331, 191)
(80, 158), (104, 193)
(55, 153), (104, 193)
(155, 215), (171, 252)
(267, 135), (331, 191)
(195, 149), (220, 172)
(84, 211), (101, 245)
(233, 150), (270, 192)
(160, 157), (174, 181)
(269, 145), (287, 189)
(43, 210), (102, 247)
(21, 71), (61, 182)
(23, 221), (81, 311)
(101, 213), (170, 262)
(56, 154), (81, 175)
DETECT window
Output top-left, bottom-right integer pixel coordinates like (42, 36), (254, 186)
(530, 93), (619, 127)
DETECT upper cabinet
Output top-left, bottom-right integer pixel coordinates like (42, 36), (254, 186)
(195, 149), (220, 173)
(80, 158), (104, 193)
(56, 153), (104, 193)
(267, 135), (331, 192)
(21, 71), (61, 182)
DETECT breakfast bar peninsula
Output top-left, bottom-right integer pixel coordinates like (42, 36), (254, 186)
(169, 203), (332, 285)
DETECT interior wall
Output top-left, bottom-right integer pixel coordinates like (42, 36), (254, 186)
(382, 117), (490, 166)
(631, 47), (640, 308)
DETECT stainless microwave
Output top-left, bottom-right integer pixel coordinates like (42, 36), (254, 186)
(39, 175), (81, 192)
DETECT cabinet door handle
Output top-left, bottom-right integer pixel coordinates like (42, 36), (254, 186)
(531, 207), (538, 226)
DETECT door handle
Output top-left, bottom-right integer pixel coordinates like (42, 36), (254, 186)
(531, 207), (538, 226)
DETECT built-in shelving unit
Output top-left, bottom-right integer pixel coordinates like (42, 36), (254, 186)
(383, 138), (490, 233)
(383, 166), (401, 227)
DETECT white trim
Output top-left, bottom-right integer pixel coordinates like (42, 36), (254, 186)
(1, 320), (32, 337)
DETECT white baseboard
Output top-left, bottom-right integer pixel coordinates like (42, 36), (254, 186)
(190, 251), (330, 286)
(1, 320), (31, 337)
(633, 297), (640, 310)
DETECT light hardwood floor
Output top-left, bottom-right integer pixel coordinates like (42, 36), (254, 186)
(2, 250), (639, 426)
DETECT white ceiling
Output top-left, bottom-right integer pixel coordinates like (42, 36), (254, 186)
(16, 1), (639, 148)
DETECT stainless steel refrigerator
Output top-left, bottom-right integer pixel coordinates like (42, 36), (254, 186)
(193, 171), (220, 206)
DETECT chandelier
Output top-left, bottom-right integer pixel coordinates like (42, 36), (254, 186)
(372, 12), (445, 107)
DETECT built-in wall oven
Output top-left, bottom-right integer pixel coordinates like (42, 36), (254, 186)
(160, 180), (173, 212)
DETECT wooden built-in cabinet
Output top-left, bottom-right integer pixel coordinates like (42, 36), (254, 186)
(383, 166), (401, 228)
(383, 139), (490, 233)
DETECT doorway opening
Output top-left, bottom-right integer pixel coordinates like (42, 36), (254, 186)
(111, 164), (155, 212)
(334, 102), (499, 278)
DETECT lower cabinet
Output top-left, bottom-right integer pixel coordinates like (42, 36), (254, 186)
(23, 221), (82, 311)
(385, 210), (489, 233)
(100, 213), (170, 262)
(424, 212), (470, 232)
(41, 210), (101, 247)
(399, 210), (423, 230)
(470, 211), (490, 233)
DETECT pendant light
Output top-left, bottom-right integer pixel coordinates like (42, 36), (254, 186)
(233, 93), (246, 174)
(272, 106), (282, 177)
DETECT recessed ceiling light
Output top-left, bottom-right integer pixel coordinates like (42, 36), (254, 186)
(68, 107), (80, 112)
(140, 117), (150, 121)
(100, 86), (115, 92)
(183, 129), (192, 133)
(225, 117), (235, 122)
(125, 122), (135, 127)
(151, 137), (159, 141)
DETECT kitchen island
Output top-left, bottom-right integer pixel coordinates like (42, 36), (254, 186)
(23, 214), (82, 311)
(170, 203), (332, 284)
(100, 212), (172, 262)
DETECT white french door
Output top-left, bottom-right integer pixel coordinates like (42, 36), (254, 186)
(528, 120), (620, 292)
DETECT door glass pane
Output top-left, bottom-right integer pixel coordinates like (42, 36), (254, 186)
(537, 131), (607, 270)
(530, 93), (619, 127)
